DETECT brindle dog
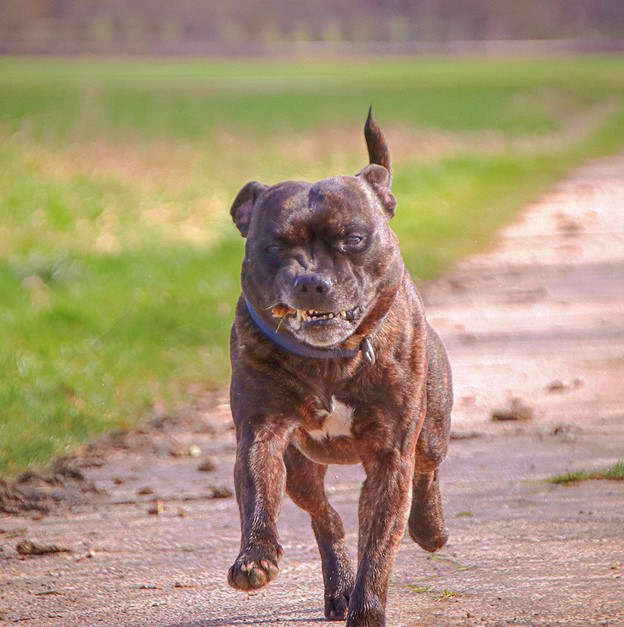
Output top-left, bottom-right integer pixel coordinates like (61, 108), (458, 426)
(227, 110), (452, 626)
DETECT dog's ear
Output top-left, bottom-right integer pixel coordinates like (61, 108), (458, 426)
(230, 181), (268, 237)
(358, 164), (397, 218)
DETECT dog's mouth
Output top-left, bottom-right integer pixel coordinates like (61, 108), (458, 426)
(271, 305), (362, 325)
(269, 304), (364, 347)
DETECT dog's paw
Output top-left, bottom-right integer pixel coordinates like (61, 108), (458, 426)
(408, 491), (449, 553)
(325, 591), (350, 621)
(408, 512), (449, 553)
(227, 545), (282, 591)
(346, 606), (385, 627)
(409, 524), (449, 553)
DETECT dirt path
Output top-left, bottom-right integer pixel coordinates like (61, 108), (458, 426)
(2, 155), (624, 626)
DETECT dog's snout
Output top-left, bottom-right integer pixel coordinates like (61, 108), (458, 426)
(288, 272), (336, 314)
(294, 274), (332, 296)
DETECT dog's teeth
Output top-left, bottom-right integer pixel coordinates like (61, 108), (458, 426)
(328, 313), (334, 318)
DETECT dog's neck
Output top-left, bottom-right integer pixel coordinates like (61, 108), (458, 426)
(244, 298), (378, 364)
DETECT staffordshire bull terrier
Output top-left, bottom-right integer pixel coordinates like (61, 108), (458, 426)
(227, 109), (452, 626)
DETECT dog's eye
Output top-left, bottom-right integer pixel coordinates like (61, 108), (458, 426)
(338, 234), (366, 253)
(265, 244), (282, 255)
(341, 234), (365, 251)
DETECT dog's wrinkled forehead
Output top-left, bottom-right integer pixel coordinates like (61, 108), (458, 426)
(253, 176), (380, 238)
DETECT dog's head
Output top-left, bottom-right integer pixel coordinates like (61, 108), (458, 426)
(231, 110), (404, 348)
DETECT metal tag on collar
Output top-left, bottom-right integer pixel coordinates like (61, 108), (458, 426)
(360, 337), (375, 365)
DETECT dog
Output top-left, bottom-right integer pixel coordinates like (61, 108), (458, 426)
(227, 110), (452, 626)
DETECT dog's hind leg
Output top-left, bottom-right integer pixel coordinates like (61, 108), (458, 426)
(284, 445), (355, 621)
(409, 326), (452, 552)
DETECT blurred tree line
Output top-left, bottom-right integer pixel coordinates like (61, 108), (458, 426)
(1, 0), (624, 54)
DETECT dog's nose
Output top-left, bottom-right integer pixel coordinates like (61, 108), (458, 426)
(294, 274), (332, 295)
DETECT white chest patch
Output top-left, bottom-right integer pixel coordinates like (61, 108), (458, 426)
(307, 397), (354, 441)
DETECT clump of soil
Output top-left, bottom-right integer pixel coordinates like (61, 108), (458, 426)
(0, 458), (104, 515)
(545, 379), (583, 394)
(450, 430), (483, 440)
(197, 458), (216, 472)
(208, 486), (232, 499)
(491, 398), (534, 422)
(550, 423), (583, 437)
(16, 540), (71, 556)
(0, 480), (46, 515)
(147, 500), (165, 516)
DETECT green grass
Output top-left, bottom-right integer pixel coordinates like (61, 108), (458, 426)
(547, 460), (624, 484)
(405, 584), (433, 593)
(1, 55), (624, 476)
(405, 584), (463, 600)
(435, 589), (463, 601)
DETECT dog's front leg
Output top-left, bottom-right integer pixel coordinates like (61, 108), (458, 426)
(348, 412), (422, 627)
(227, 417), (291, 592)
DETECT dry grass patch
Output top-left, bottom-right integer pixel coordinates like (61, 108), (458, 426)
(275, 104), (618, 175)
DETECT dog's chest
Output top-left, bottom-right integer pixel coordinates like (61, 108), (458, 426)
(306, 397), (354, 441)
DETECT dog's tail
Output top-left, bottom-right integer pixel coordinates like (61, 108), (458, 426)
(364, 106), (391, 174)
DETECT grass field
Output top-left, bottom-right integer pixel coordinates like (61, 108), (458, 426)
(2, 55), (624, 476)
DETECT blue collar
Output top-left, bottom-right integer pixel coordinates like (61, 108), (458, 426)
(244, 298), (375, 363)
